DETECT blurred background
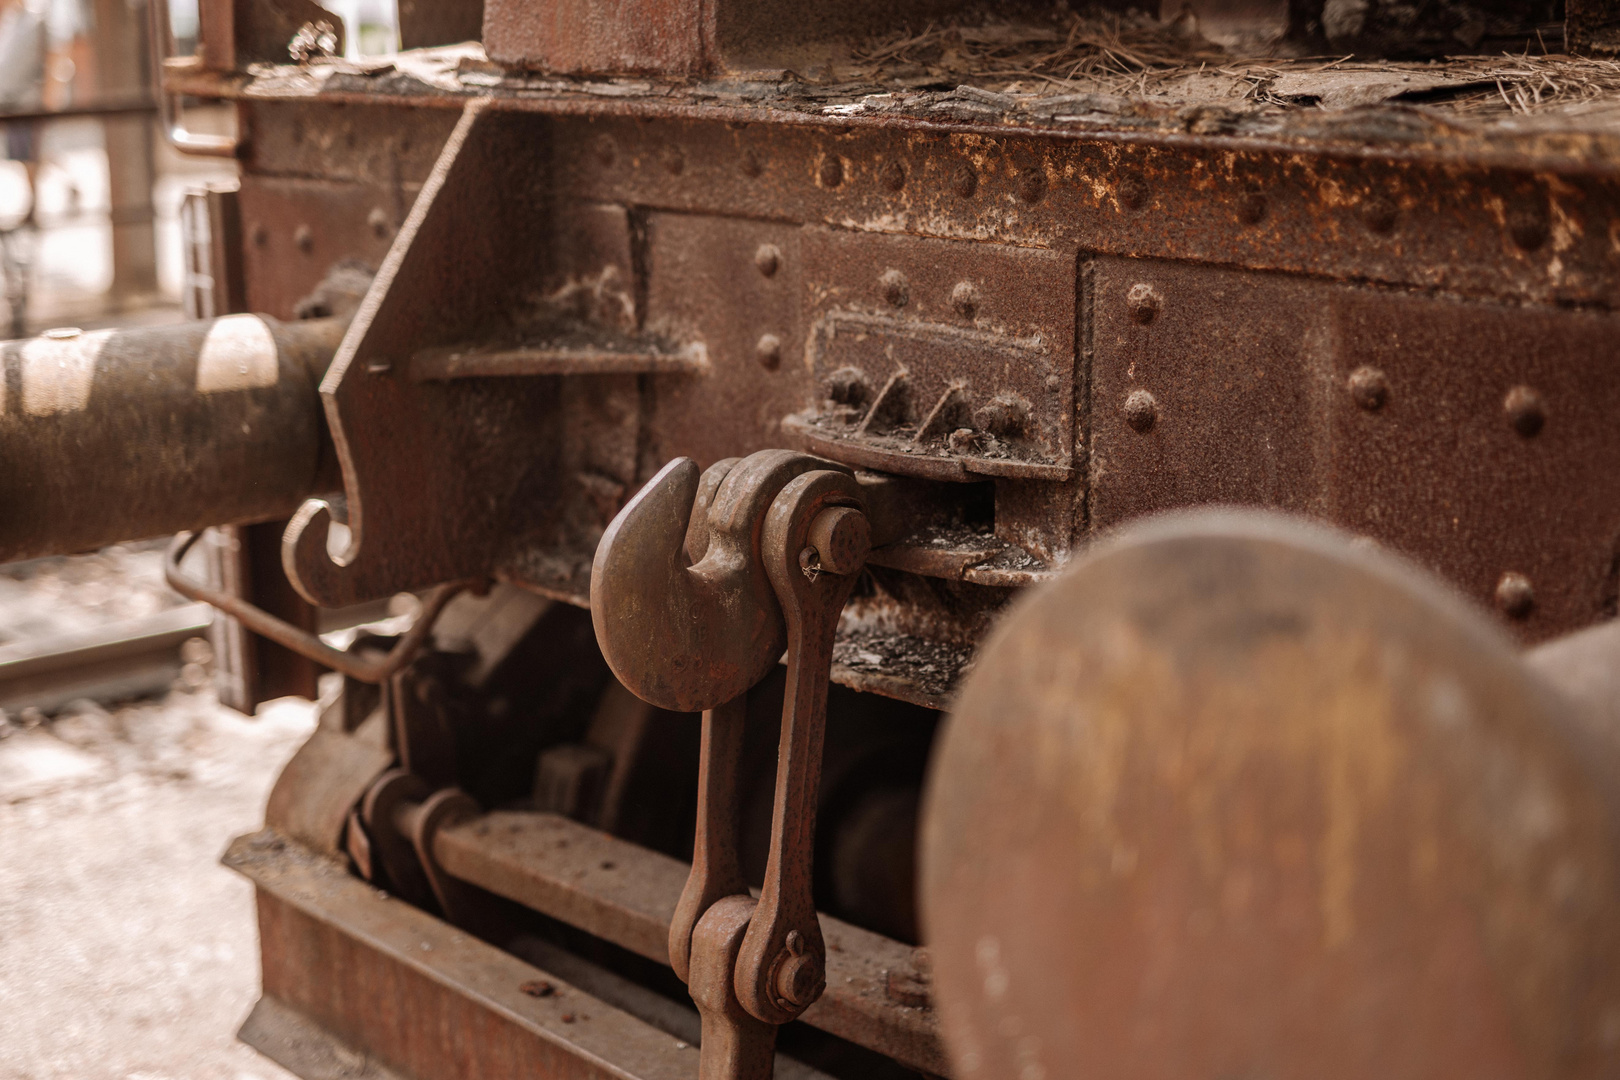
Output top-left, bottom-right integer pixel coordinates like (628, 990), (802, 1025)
(0, 0), (400, 337)
(0, 5), (404, 1078)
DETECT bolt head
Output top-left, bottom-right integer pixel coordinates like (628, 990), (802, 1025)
(1508, 206), (1549, 252)
(367, 207), (390, 238)
(755, 333), (782, 371)
(951, 281), (978, 319)
(1348, 366), (1389, 411)
(1123, 389), (1158, 433)
(826, 367), (870, 408)
(1495, 572), (1534, 619)
(1017, 169), (1047, 205)
(880, 269), (910, 308)
(661, 144), (685, 175)
(819, 156), (845, 188)
(952, 162), (978, 199)
(740, 149), (763, 178)
(755, 243), (781, 278)
(806, 506), (870, 576)
(1361, 196), (1398, 235)
(294, 224), (314, 253)
(1238, 190), (1266, 225)
(1126, 283), (1162, 325)
(975, 394), (1029, 438)
(1503, 385), (1546, 437)
(251, 223), (268, 247)
(881, 160), (906, 191)
(1117, 174), (1148, 210)
(593, 134), (617, 167)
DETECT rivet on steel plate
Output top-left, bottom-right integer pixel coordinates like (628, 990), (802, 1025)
(295, 224), (314, 253)
(755, 334), (782, 371)
(880, 269), (910, 308)
(1126, 283), (1161, 324)
(755, 244), (781, 278)
(1017, 169), (1047, 205)
(594, 133), (617, 167)
(1495, 571), (1534, 619)
(251, 222), (268, 247)
(1503, 385), (1546, 437)
(1361, 195), (1398, 235)
(880, 160), (905, 191)
(662, 144), (685, 175)
(819, 156), (845, 188)
(1348, 366), (1389, 411)
(740, 149), (763, 178)
(827, 367), (870, 407)
(951, 281), (978, 319)
(975, 394), (1029, 438)
(1044, 374), (1061, 391)
(367, 207), (390, 238)
(1238, 190), (1266, 224)
(1508, 206), (1549, 252)
(952, 162), (978, 199)
(1123, 389), (1157, 433)
(1117, 174), (1147, 210)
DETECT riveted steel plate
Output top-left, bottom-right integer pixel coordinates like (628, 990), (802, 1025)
(1088, 256), (1620, 640)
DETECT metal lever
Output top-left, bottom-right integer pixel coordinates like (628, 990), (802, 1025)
(592, 451), (870, 1080)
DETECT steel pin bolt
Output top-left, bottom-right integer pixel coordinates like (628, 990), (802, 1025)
(755, 244), (781, 278)
(1495, 572), (1534, 619)
(1348, 366), (1390, 411)
(1126, 283), (1162, 325)
(1504, 385), (1546, 437)
(755, 333), (782, 371)
(1123, 389), (1158, 433)
(805, 507), (870, 577)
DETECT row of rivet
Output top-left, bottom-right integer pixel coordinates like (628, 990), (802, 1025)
(586, 135), (1567, 247)
(1123, 280), (1544, 620)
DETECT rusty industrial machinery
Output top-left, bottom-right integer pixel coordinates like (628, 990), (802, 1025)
(10, 0), (1620, 1076)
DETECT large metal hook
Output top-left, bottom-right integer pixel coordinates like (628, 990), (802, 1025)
(589, 450), (852, 714)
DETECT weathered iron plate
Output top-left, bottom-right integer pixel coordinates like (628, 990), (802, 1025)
(1088, 256), (1620, 640)
(228, 829), (699, 1080)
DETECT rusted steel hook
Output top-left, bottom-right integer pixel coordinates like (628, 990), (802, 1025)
(592, 450), (871, 1080)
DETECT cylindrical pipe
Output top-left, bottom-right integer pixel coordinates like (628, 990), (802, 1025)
(0, 314), (341, 562)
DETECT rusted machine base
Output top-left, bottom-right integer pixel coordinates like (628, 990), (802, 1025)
(226, 830), (700, 1080)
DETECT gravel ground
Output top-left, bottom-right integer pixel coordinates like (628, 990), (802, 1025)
(0, 683), (313, 1080)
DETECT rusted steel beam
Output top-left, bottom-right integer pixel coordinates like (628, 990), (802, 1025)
(226, 829), (700, 1080)
(0, 315), (340, 563)
(432, 811), (949, 1077)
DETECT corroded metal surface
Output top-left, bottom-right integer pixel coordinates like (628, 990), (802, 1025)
(922, 510), (1620, 1080)
(432, 811), (949, 1075)
(226, 829), (701, 1080)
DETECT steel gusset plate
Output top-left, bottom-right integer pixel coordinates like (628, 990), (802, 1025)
(283, 100), (566, 607)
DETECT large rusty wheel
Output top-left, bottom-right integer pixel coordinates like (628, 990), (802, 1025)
(921, 510), (1620, 1080)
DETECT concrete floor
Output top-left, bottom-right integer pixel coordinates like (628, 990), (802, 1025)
(0, 690), (312, 1080)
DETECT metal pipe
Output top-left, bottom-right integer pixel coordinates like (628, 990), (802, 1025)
(0, 315), (342, 562)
